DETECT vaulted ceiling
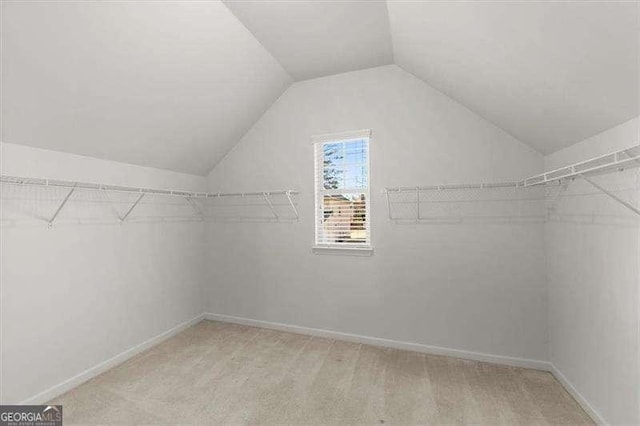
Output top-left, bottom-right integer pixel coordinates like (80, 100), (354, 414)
(1, 1), (292, 175)
(388, 1), (639, 155)
(2, 1), (637, 175)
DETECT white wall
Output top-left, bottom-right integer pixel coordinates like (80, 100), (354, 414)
(205, 65), (548, 363)
(0, 143), (208, 404)
(545, 118), (640, 425)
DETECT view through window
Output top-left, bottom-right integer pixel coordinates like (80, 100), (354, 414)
(314, 133), (370, 247)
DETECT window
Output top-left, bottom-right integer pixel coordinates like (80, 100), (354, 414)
(313, 130), (371, 254)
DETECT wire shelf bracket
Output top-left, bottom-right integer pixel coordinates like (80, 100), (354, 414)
(579, 174), (639, 216)
(262, 192), (279, 220)
(120, 193), (145, 223)
(47, 184), (76, 227)
(184, 196), (204, 220)
(285, 191), (299, 220)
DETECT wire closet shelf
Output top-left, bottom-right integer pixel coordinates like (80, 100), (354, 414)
(384, 144), (640, 223)
(0, 175), (299, 226)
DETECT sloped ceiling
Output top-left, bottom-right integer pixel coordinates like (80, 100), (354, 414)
(387, 1), (639, 154)
(221, 0), (394, 81)
(1, 1), (292, 175)
(2, 1), (638, 175)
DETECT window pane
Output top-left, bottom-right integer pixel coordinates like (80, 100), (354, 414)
(323, 142), (344, 189)
(344, 139), (367, 164)
(323, 166), (343, 189)
(323, 143), (343, 165)
(323, 139), (367, 190)
(320, 194), (367, 244)
(343, 164), (367, 189)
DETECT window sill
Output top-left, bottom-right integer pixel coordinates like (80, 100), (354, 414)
(312, 246), (373, 256)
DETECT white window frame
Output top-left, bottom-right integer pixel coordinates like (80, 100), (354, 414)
(312, 129), (372, 256)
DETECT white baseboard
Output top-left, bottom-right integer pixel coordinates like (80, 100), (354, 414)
(204, 312), (550, 371)
(548, 364), (607, 425)
(17, 310), (604, 426)
(19, 313), (205, 405)
(205, 313), (608, 424)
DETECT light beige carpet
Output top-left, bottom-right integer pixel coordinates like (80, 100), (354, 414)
(50, 320), (593, 425)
